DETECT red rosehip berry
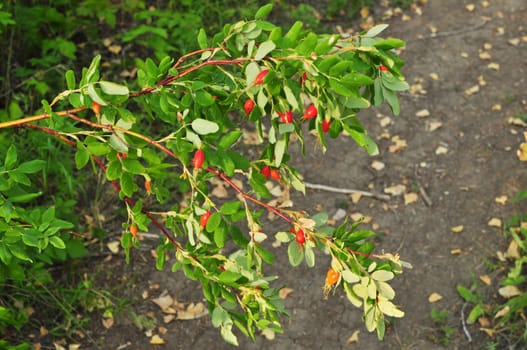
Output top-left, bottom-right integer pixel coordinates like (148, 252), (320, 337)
(322, 119), (332, 133)
(254, 69), (269, 85)
(379, 65), (388, 72)
(244, 98), (255, 116)
(192, 149), (205, 169)
(303, 104), (318, 119)
(278, 111), (293, 124)
(200, 211), (212, 228)
(261, 165), (271, 179)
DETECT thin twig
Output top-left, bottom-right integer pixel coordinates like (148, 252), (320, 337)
(408, 20), (488, 42)
(417, 182), (433, 207)
(304, 182), (390, 201)
(461, 303), (472, 342)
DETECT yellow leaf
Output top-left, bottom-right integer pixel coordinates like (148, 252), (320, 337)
(465, 4), (475, 11)
(278, 287), (294, 299)
(487, 62), (500, 71)
(177, 302), (208, 320)
(102, 317), (114, 329)
(427, 121), (443, 132)
(428, 292), (443, 303)
(378, 298), (404, 317)
(435, 145), (448, 155)
(498, 285), (521, 298)
(384, 184), (406, 196)
(388, 135), (407, 153)
(480, 328), (495, 337)
(404, 192), (419, 205)
(488, 218), (502, 228)
(350, 192), (362, 203)
(429, 73), (439, 80)
(107, 241), (120, 254)
(505, 240), (520, 259)
(347, 330), (360, 344)
(479, 52), (491, 60)
(451, 248), (462, 255)
(451, 225), (464, 233)
(465, 85), (480, 96)
(152, 294), (174, 311)
(508, 38), (520, 46)
(371, 160), (385, 171)
(261, 328), (275, 340)
(150, 334), (165, 345)
(495, 195), (507, 205)
(371, 270), (394, 282)
(518, 142), (527, 161)
(479, 274), (492, 286)
(415, 109), (430, 118)
(494, 305), (510, 319)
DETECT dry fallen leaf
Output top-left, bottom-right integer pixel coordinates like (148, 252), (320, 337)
(107, 241), (120, 254)
(478, 75), (486, 86)
(464, 85), (480, 96)
(505, 240), (520, 259)
(451, 248), (462, 255)
(460, 52), (469, 58)
(371, 160), (385, 171)
(508, 38), (520, 46)
(388, 135), (407, 153)
(176, 302), (208, 320)
(494, 306), (510, 319)
(379, 116), (392, 127)
(152, 294), (174, 311)
(479, 274), (492, 286)
(478, 317), (491, 328)
(404, 192), (418, 205)
(384, 184), (406, 196)
(498, 285), (521, 298)
(350, 192), (362, 204)
(261, 328), (276, 340)
(150, 335), (165, 345)
(488, 218), (502, 228)
(491, 103), (501, 110)
(102, 317), (114, 329)
(427, 121), (443, 132)
(508, 117), (527, 127)
(332, 208), (347, 221)
(451, 225), (464, 233)
(108, 45), (122, 55)
(415, 109), (430, 118)
(487, 62), (500, 71)
(429, 73), (439, 80)
(435, 145), (448, 155)
(347, 330), (360, 344)
(279, 287), (295, 299)
(495, 195), (507, 205)
(465, 4), (475, 11)
(478, 51), (491, 60)
(428, 292), (443, 303)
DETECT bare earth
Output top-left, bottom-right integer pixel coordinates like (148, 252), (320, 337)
(84, 1), (527, 349)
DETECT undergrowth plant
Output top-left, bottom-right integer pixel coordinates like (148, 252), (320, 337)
(0, 4), (411, 345)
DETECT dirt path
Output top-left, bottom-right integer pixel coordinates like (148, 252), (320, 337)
(89, 1), (527, 349)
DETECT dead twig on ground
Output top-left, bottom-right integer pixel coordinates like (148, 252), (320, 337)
(304, 182), (390, 201)
(461, 303), (473, 342)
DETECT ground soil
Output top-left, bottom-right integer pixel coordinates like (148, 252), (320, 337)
(77, 1), (527, 349)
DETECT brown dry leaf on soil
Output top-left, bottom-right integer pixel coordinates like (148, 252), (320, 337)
(465, 4), (475, 12)
(279, 288), (295, 299)
(404, 192), (418, 205)
(451, 225), (464, 233)
(102, 317), (114, 329)
(464, 84), (480, 96)
(488, 218), (502, 227)
(488, 62), (500, 71)
(150, 334), (165, 345)
(508, 38), (521, 46)
(427, 120), (442, 132)
(371, 160), (385, 171)
(388, 135), (407, 153)
(347, 330), (360, 344)
(451, 248), (462, 255)
(428, 292), (443, 303)
(415, 109), (430, 118)
(495, 195), (508, 205)
(479, 274), (492, 286)
(479, 51), (492, 60)
(384, 184), (406, 196)
(261, 329), (276, 340)
(505, 240), (520, 259)
(498, 285), (521, 298)
(176, 302), (208, 320)
(435, 145), (448, 155)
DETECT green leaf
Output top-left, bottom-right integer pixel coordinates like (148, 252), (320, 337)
(85, 55), (101, 83)
(122, 158), (145, 174)
(4, 145), (17, 170)
(254, 4), (273, 19)
(456, 285), (477, 303)
(195, 91), (215, 106)
(66, 239), (87, 258)
(87, 84), (107, 105)
(329, 78), (353, 96)
(364, 24), (389, 38)
(206, 212), (221, 232)
(99, 81), (129, 95)
(274, 138), (286, 167)
(120, 172), (135, 197)
(197, 28), (208, 49)
(220, 201), (241, 215)
(467, 304), (485, 324)
(75, 142), (90, 169)
(156, 246), (166, 270)
(218, 271), (243, 284)
(254, 40), (275, 60)
(287, 241), (304, 267)
(283, 85), (299, 111)
(49, 235), (66, 249)
(512, 190), (527, 203)
(275, 231), (292, 243)
(374, 38), (405, 50)
(106, 160), (122, 180)
(214, 224), (227, 248)
(220, 324), (239, 346)
(16, 160), (45, 174)
(65, 70), (76, 90)
(255, 244), (274, 264)
(8, 244), (32, 263)
(344, 126), (379, 156)
(212, 306), (228, 328)
(191, 118), (219, 135)
(383, 88), (400, 115)
(218, 130), (242, 149)
(283, 21), (303, 47)
(304, 246), (315, 267)
(295, 32), (318, 56)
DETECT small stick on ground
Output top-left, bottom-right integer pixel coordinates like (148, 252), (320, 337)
(461, 303), (473, 342)
(304, 182), (390, 201)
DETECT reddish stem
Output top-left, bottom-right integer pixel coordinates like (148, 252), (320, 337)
(206, 167), (294, 224)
